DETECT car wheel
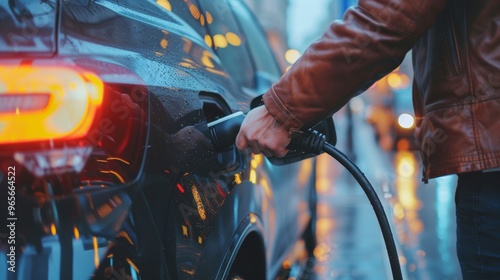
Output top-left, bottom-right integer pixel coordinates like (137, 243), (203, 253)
(226, 253), (263, 280)
(92, 244), (142, 280)
(227, 263), (259, 280)
(303, 160), (318, 256)
(226, 233), (266, 280)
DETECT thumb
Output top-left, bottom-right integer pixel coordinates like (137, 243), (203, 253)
(235, 131), (248, 151)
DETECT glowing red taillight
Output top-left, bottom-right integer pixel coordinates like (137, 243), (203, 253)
(0, 94), (50, 113)
(0, 65), (104, 144)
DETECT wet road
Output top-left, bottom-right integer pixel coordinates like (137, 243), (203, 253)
(305, 109), (462, 280)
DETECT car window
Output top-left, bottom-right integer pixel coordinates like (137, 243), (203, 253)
(229, 0), (282, 80)
(197, 0), (256, 89)
(164, 0), (209, 39)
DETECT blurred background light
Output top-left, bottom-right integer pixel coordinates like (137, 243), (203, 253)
(398, 113), (415, 129)
(285, 49), (301, 64)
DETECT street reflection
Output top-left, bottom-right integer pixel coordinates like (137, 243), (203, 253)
(316, 153), (342, 194)
(315, 153), (338, 253)
(316, 203), (336, 243)
(392, 151), (424, 276)
(434, 175), (457, 276)
(394, 151), (423, 244)
(294, 106), (462, 278)
(392, 150), (459, 279)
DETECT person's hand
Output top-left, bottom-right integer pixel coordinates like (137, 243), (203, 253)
(235, 105), (290, 157)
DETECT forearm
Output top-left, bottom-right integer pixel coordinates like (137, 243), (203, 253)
(264, 0), (449, 134)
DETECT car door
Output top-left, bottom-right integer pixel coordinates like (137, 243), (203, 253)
(198, 0), (316, 273)
(227, 0), (316, 268)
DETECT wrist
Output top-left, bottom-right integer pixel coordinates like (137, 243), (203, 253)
(262, 88), (304, 138)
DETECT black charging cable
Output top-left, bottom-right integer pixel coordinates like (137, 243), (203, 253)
(288, 130), (403, 280)
(208, 113), (403, 280)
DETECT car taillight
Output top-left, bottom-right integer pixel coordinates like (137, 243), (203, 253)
(14, 146), (93, 177)
(0, 59), (147, 261)
(0, 60), (147, 182)
(0, 65), (104, 144)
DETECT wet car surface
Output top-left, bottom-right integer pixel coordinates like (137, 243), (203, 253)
(0, 1), (321, 279)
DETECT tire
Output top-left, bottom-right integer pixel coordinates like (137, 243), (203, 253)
(303, 160), (318, 255)
(226, 233), (266, 280)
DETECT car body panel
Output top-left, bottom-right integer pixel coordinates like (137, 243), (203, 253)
(59, 0), (248, 108)
(0, 1), (315, 279)
(0, 0), (57, 56)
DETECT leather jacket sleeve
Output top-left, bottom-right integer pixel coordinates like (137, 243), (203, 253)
(263, 0), (450, 136)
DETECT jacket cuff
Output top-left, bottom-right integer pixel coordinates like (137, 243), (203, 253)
(263, 87), (304, 137)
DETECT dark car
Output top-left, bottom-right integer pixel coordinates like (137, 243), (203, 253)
(0, 0), (333, 279)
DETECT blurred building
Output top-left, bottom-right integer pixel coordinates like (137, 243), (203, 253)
(244, 0), (351, 71)
(287, 0), (340, 52)
(243, 0), (288, 71)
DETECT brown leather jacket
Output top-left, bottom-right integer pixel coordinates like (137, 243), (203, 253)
(263, 0), (500, 181)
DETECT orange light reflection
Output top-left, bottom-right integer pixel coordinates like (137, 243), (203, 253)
(394, 151), (423, 242)
(93, 237), (100, 268)
(0, 66), (104, 144)
(74, 227), (80, 239)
